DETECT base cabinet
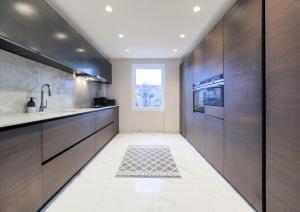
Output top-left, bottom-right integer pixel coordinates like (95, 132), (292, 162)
(96, 123), (115, 152)
(42, 135), (95, 203)
(0, 125), (42, 212)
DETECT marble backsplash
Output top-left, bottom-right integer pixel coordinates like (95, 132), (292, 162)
(0, 49), (106, 115)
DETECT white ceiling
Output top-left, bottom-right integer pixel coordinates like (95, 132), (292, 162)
(45, 0), (236, 59)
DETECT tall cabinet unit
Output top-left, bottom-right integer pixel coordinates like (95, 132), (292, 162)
(179, 62), (186, 137)
(223, 0), (263, 211)
(266, 0), (300, 211)
(185, 55), (194, 142)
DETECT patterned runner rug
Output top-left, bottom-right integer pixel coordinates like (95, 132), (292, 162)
(116, 145), (180, 178)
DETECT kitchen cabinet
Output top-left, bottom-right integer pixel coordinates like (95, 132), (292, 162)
(0, 125), (42, 212)
(0, 0), (112, 83)
(223, 0), (263, 211)
(185, 55), (194, 142)
(42, 135), (95, 203)
(192, 41), (205, 83)
(96, 108), (114, 131)
(95, 123), (115, 152)
(192, 112), (206, 155)
(204, 115), (224, 174)
(114, 106), (120, 134)
(179, 62), (186, 137)
(266, 0), (300, 211)
(42, 112), (96, 162)
(204, 20), (224, 79)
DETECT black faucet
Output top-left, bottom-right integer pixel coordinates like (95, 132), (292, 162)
(39, 84), (52, 112)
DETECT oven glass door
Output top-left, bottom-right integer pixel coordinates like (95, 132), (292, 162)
(204, 86), (224, 107)
(193, 89), (205, 112)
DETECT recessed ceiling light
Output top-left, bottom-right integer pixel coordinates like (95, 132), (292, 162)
(105, 5), (113, 12)
(118, 34), (124, 38)
(193, 6), (201, 12)
(173, 49), (178, 52)
(125, 49), (130, 52)
(54, 32), (67, 40)
(76, 48), (85, 53)
(180, 34), (186, 38)
(14, 2), (36, 16)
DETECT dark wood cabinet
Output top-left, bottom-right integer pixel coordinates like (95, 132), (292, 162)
(180, 62), (186, 137)
(42, 112), (96, 162)
(95, 123), (115, 152)
(204, 20), (224, 79)
(204, 115), (224, 174)
(185, 55), (194, 142)
(223, 0), (263, 211)
(0, 0), (112, 83)
(113, 107), (119, 134)
(191, 112), (206, 155)
(96, 108), (114, 131)
(0, 125), (42, 212)
(42, 135), (95, 203)
(193, 41), (205, 83)
(266, 0), (300, 211)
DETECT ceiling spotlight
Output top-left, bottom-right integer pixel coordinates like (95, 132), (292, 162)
(105, 5), (113, 12)
(76, 48), (85, 53)
(14, 2), (36, 17)
(118, 34), (124, 38)
(193, 6), (201, 12)
(54, 32), (67, 40)
(173, 49), (178, 52)
(125, 49), (130, 52)
(180, 34), (186, 38)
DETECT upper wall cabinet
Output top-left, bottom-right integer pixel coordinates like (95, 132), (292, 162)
(0, 0), (112, 83)
(192, 41), (205, 83)
(204, 20), (224, 80)
(223, 0), (263, 211)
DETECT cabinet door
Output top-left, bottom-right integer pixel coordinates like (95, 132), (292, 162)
(0, 125), (42, 212)
(193, 41), (205, 83)
(42, 113), (96, 162)
(223, 0), (263, 211)
(113, 107), (119, 134)
(204, 115), (224, 174)
(266, 0), (300, 211)
(95, 123), (115, 152)
(192, 112), (206, 155)
(180, 62), (186, 137)
(42, 135), (95, 203)
(185, 55), (194, 142)
(204, 20), (224, 79)
(96, 109), (114, 131)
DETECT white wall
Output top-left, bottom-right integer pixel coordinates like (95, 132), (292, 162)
(107, 59), (181, 133)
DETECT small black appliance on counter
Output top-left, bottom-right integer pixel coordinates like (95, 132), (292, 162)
(93, 97), (116, 108)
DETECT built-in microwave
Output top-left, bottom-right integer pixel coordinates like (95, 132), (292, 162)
(193, 74), (224, 113)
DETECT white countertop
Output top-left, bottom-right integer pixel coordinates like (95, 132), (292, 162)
(0, 106), (118, 129)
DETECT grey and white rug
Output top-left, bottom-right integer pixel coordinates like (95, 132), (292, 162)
(116, 145), (180, 178)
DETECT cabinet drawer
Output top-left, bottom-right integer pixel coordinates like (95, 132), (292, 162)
(42, 113), (96, 162)
(95, 123), (115, 152)
(42, 135), (95, 203)
(0, 125), (42, 212)
(96, 109), (114, 130)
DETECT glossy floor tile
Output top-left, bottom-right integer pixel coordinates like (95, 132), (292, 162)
(42, 133), (255, 212)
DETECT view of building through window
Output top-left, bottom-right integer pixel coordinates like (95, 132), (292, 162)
(133, 65), (164, 109)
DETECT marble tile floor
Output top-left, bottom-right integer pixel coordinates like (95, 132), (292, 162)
(41, 133), (255, 212)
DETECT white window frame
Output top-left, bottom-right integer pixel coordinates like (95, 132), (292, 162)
(131, 64), (165, 111)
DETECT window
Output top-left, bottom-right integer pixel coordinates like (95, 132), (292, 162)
(132, 64), (164, 110)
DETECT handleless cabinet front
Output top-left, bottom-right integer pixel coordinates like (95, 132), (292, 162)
(42, 113), (96, 162)
(95, 123), (115, 152)
(0, 125), (42, 212)
(96, 109), (114, 131)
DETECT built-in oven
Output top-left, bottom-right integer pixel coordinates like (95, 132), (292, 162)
(193, 74), (224, 117)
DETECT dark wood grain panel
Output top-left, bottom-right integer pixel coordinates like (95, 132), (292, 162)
(42, 112), (96, 162)
(204, 115), (224, 174)
(113, 107), (119, 135)
(223, 0), (263, 211)
(266, 0), (300, 211)
(0, 125), (42, 212)
(96, 108), (114, 131)
(193, 41), (205, 83)
(42, 135), (95, 203)
(180, 62), (186, 137)
(95, 123), (115, 152)
(191, 112), (206, 155)
(185, 54), (194, 142)
(204, 20), (224, 79)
